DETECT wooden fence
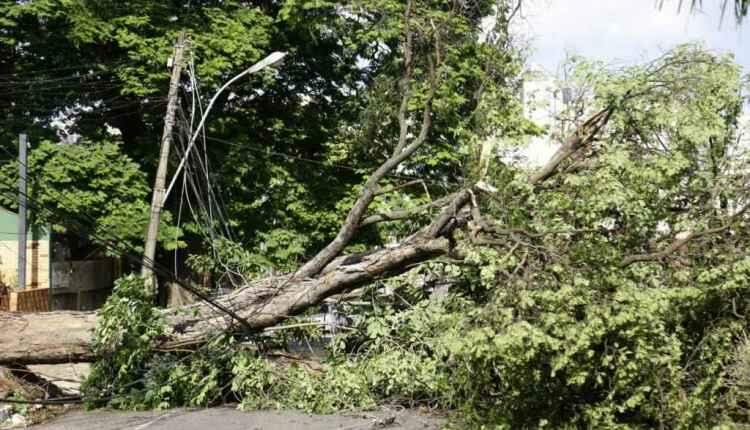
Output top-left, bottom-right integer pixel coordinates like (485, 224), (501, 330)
(0, 286), (8, 311)
(15, 288), (49, 312)
(0, 287), (50, 312)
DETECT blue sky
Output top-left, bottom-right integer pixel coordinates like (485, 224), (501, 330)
(519, 0), (749, 73)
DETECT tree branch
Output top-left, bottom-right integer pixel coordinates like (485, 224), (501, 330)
(528, 107), (613, 185)
(393, 0), (415, 157)
(421, 189), (472, 238)
(374, 179), (424, 196)
(0, 202), (477, 365)
(360, 194), (453, 227)
(621, 204), (749, 267)
(296, 2), (440, 279)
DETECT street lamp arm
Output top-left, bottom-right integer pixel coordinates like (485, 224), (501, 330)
(163, 51), (287, 204)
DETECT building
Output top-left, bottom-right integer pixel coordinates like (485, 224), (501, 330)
(0, 207), (117, 312)
(739, 111), (750, 150)
(517, 65), (576, 166)
(521, 65), (571, 128)
(0, 207), (50, 291)
(0, 207), (50, 311)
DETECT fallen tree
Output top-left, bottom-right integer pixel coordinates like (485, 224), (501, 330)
(0, 99), (611, 366)
(0, 189), (471, 365)
(4, 14), (743, 372)
(0, 1), (480, 366)
(0, 237), (452, 365)
(3, 31), (749, 427)
(0, 0), (569, 366)
(3, 83), (737, 365)
(8, 54), (698, 365)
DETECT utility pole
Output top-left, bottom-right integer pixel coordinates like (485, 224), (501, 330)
(142, 32), (187, 294)
(17, 134), (27, 291)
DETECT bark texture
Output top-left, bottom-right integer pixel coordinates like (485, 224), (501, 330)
(0, 312), (98, 365)
(528, 107), (612, 185)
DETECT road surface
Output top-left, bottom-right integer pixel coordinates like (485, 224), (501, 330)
(31, 407), (445, 430)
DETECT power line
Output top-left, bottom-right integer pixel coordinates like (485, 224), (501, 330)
(0, 144), (257, 333)
(0, 58), (149, 79)
(0, 63), (113, 79)
(0, 182), (257, 332)
(0, 70), (118, 87)
(174, 107), (233, 240)
(203, 135), (461, 188)
(185, 61), (228, 239)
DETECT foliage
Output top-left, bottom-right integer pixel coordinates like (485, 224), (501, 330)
(214, 256), (750, 428)
(136, 336), (238, 409)
(80, 43), (750, 428)
(85, 275), (240, 410)
(185, 237), (274, 282)
(0, 141), (183, 255)
(83, 255), (750, 427)
(232, 353), (377, 413)
(723, 335), (750, 422)
(83, 275), (164, 409)
(6, 0), (750, 428)
(306, 257), (750, 428)
(1, 0), (529, 274)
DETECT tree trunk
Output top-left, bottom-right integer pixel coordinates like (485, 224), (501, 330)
(0, 236), (452, 365)
(0, 312), (97, 365)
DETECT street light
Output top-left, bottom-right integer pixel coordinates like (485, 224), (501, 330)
(163, 51), (287, 203)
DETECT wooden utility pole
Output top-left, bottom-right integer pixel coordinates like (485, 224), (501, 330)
(142, 33), (187, 293)
(17, 133), (27, 291)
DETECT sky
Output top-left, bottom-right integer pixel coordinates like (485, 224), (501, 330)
(510, 0), (750, 166)
(518, 0), (750, 73)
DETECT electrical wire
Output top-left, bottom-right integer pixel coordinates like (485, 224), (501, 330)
(0, 57), (162, 81)
(0, 145), (257, 333)
(0, 63), (117, 79)
(202, 135), (460, 188)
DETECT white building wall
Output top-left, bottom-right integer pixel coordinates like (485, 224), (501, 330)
(739, 112), (750, 151)
(517, 67), (567, 166)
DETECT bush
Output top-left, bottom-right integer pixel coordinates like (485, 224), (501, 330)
(314, 258), (750, 428)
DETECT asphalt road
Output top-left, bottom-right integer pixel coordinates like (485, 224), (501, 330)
(31, 407), (445, 430)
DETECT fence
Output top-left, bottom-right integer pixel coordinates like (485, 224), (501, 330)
(15, 288), (49, 312)
(0, 288), (50, 312)
(50, 259), (115, 311)
(0, 286), (8, 311)
(0, 259), (116, 312)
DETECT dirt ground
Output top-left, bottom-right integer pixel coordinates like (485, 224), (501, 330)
(30, 407), (446, 430)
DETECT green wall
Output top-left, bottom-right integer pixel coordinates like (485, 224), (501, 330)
(0, 207), (49, 241)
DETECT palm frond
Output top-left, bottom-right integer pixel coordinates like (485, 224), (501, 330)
(658, 0), (748, 23)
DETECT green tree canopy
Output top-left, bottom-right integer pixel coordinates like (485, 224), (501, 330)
(0, 141), (183, 254)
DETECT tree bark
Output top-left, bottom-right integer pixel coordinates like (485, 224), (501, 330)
(295, 1), (439, 279)
(528, 107), (613, 185)
(0, 312), (98, 365)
